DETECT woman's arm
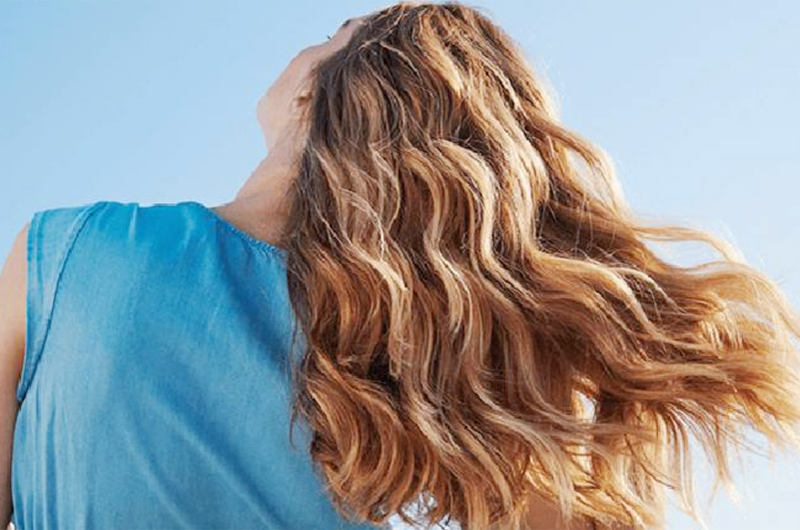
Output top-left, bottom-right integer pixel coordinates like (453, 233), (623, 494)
(0, 222), (29, 529)
(487, 490), (597, 530)
(487, 489), (648, 529)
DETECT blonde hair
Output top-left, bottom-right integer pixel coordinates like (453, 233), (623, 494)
(275, 2), (800, 529)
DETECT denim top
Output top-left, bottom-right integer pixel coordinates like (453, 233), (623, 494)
(12, 199), (390, 530)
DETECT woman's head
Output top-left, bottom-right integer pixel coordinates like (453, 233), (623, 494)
(256, 14), (368, 152)
(266, 2), (800, 530)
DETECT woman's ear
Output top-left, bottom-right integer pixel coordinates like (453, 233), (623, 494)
(290, 91), (314, 122)
(294, 91), (312, 106)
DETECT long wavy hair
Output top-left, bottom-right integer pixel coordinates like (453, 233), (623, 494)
(274, 2), (800, 529)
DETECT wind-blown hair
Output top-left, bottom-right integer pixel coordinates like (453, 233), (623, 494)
(275, 2), (800, 529)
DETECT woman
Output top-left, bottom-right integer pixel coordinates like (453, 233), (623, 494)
(2, 2), (800, 529)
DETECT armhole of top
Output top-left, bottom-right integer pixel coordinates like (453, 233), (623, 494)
(16, 200), (107, 403)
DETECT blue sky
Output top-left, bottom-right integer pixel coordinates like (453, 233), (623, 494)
(2, 1), (799, 528)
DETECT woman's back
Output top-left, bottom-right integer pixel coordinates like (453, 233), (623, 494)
(11, 199), (387, 530)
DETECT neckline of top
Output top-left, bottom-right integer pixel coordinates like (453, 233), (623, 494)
(184, 201), (288, 260)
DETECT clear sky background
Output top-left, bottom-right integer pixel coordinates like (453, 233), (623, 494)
(2, 1), (799, 529)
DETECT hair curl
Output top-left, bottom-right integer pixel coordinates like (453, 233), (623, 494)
(273, 2), (800, 529)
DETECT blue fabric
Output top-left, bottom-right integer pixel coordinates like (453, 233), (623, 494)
(12, 200), (389, 530)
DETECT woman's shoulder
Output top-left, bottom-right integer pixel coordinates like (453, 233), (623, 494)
(17, 199), (206, 286)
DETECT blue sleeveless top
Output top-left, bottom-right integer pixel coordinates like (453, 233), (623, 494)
(12, 199), (390, 530)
